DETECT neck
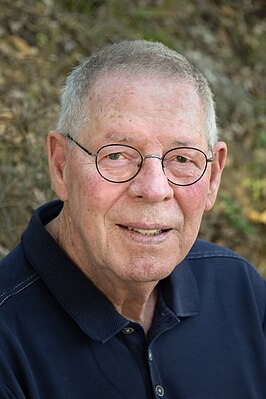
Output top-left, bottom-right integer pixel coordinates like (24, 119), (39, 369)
(46, 214), (158, 334)
(97, 279), (158, 333)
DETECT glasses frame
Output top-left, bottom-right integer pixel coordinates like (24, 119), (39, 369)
(66, 134), (214, 186)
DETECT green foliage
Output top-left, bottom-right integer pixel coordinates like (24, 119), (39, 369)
(55, 0), (101, 14)
(220, 196), (256, 236)
(35, 32), (49, 47)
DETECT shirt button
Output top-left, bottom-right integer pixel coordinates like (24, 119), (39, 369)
(155, 385), (165, 397)
(122, 327), (134, 334)
(148, 349), (153, 361)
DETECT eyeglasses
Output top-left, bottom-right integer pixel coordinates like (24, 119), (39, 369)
(66, 134), (214, 186)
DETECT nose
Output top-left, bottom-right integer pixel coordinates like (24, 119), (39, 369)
(128, 156), (174, 203)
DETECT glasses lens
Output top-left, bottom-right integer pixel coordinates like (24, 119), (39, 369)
(96, 145), (141, 182)
(163, 148), (207, 186)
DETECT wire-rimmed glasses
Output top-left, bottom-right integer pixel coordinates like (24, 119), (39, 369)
(66, 134), (214, 186)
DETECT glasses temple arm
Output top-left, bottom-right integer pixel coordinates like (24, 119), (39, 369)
(66, 134), (97, 157)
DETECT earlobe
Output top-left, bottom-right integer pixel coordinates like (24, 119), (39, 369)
(205, 141), (227, 211)
(47, 131), (69, 201)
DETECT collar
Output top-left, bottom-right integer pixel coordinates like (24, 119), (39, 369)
(160, 259), (200, 318)
(22, 200), (200, 343)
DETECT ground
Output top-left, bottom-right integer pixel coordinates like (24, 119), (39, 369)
(0, 0), (265, 276)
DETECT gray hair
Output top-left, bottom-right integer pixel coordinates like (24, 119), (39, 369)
(57, 40), (218, 148)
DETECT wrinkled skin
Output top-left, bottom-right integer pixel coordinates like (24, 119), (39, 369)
(47, 75), (227, 327)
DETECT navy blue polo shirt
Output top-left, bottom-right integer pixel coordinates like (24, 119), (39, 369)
(0, 200), (265, 399)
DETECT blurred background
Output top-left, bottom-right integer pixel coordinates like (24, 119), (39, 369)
(0, 0), (265, 276)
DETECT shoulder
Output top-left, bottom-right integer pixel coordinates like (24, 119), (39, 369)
(186, 240), (266, 319)
(0, 245), (39, 309)
(188, 240), (262, 276)
(188, 239), (248, 261)
(187, 239), (265, 280)
(0, 200), (63, 310)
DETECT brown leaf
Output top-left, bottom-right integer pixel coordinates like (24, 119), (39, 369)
(9, 35), (37, 57)
(246, 209), (266, 225)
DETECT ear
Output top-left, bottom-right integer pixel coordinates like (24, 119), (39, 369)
(47, 131), (69, 201)
(205, 141), (227, 211)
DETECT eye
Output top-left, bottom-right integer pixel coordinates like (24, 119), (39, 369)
(108, 152), (122, 160)
(176, 155), (189, 163)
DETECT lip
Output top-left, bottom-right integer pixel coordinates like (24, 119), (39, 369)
(118, 224), (173, 244)
(120, 222), (172, 230)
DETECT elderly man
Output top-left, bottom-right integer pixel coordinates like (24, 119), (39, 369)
(0, 40), (265, 399)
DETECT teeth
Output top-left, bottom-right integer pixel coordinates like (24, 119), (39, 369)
(128, 227), (163, 236)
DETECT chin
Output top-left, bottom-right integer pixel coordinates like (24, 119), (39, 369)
(122, 261), (176, 283)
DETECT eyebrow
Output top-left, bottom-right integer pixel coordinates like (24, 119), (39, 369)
(104, 131), (135, 143)
(172, 139), (194, 147)
(104, 131), (196, 148)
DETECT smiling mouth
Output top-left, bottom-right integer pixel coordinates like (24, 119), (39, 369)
(122, 226), (171, 236)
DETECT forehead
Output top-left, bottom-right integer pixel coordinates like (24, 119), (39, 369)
(86, 74), (206, 147)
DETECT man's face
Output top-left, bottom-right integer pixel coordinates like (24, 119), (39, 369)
(51, 75), (226, 285)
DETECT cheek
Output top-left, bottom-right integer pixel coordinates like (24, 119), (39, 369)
(68, 168), (127, 221)
(175, 181), (209, 219)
